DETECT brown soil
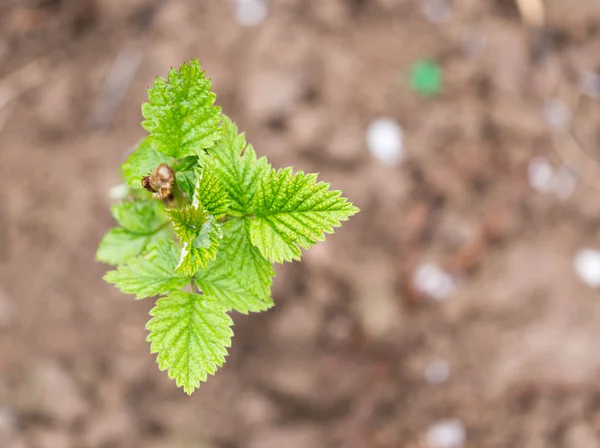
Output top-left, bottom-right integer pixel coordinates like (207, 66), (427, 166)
(3, 1), (600, 447)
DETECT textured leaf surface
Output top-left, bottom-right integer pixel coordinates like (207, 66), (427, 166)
(250, 168), (359, 263)
(200, 116), (270, 216)
(168, 204), (209, 243)
(111, 200), (167, 235)
(196, 218), (274, 314)
(174, 156), (199, 198)
(122, 138), (173, 186)
(146, 292), (233, 394)
(168, 205), (222, 276)
(104, 241), (189, 299)
(142, 59), (222, 158)
(193, 168), (231, 218)
(96, 227), (170, 266)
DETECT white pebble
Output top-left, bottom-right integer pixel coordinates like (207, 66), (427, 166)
(425, 359), (450, 385)
(107, 184), (129, 201)
(0, 406), (16, 432)
(579, 71), (600, 100)
(366, 118), (404, 167)
(527, 158), (578, 200)
(543, 98), (571, 131)
(552, 166), (577, 200)
(421, 0), (452, 23)
(413, 264), (455, 301)
(528, 156), (554, 193)
(574, 249), (600, 288)
(235, 0), (268, 27)
(426, 420), (466, 448)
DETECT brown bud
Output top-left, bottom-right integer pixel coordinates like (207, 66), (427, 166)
(141, 176), (154, 193)
(155, 164), (174, 184)
(141, 163), (174, 199)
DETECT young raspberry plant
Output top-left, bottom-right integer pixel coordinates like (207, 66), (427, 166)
(96, 59), (359, 394)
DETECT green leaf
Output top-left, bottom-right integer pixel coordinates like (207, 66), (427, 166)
(196, 218), (274, 314)
(174, 156), (199, 198)
(193, 167), (231, 218)
(104, 240), (189, 299)
(168, 205), (222, 276)
(122, 137), (173, 186)
(141, 59), (222, 158)
(146, 292), (233, 394)
(111, 200), (167, 235)
(96, 227), (170, 266)
(176, 221), (222, 277)
(199, 116), (270, 216)
(167, 204), (210, 244)
(250, 168), (359, 263)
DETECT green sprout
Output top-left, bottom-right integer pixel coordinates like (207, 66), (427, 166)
(96, 59), (359, 394)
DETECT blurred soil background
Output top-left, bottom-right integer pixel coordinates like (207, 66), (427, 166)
(3, 0), (600, 447)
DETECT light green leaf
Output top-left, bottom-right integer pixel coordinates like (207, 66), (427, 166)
(111, 200), (167, 235)
(146, 292), (233, 394)
(199, 116), (270, 216)
(122, 137), (174, 186)
(196, 218), (274, 314)
(167, 204), (210, 244)
(250, 168), (359, 263)
(104, 240), (189, 299)
(96, 227), (171, 266)
(193, 167), (231, 218)
(141, 59), (222, 158)
(174, 156), (199, 198)
(168, 205), (222, 276)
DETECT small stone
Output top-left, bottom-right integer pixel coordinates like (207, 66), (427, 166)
(425, 359), (450, 385)
(527, 158), (577, 199)
(235, 0), (268, 27)
(552, 166), (577, 200)
(354, 291), (400, 341)
(528, 156), (554, 194)
(366, 118), (404, 167)
(574, 249), (600, 288)
(426, 420), (466, 448)
(543, 98), (571, 131)
(413, 264), (456, 301)
(107, 184), (129, 201)
(580, 71), (600, 100)
(421, 0), (452, 23)
(0, 406), (16, 444)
